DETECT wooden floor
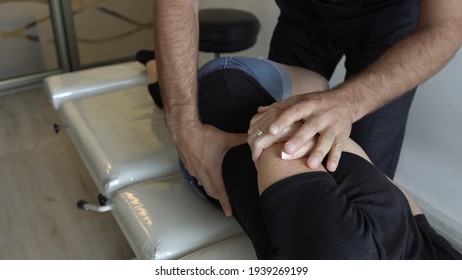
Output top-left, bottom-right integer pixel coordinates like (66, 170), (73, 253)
(0, 86), (135, 259)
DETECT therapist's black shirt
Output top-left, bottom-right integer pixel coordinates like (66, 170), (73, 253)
(275, 0), (414, 24)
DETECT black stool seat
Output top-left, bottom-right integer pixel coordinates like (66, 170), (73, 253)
(199, 8), (260, 54)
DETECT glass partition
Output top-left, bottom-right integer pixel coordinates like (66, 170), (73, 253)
(0, 0), (154, 91)
(0, 0), (59, 81)
(70, 0), (154, 68)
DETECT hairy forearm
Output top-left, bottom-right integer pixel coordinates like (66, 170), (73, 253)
(153, 0), (201, 141)
(333, 10), (462, 121)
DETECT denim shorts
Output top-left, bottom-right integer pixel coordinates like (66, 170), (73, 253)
(198, 56), (293, 101)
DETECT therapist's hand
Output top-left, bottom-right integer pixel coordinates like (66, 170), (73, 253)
(175, 123), (246, 217)
(250, 91), (354, 172)
(248, 107), (316, 165)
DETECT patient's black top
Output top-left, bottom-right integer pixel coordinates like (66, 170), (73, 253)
(191, 68), (462, 260)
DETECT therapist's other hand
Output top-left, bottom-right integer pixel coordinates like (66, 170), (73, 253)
(248, 107), (317, 166)
(252, 91), (354, 172)
(175, 124), (246, 217)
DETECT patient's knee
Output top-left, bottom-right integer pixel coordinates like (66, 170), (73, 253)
(257, 143), (326, 194)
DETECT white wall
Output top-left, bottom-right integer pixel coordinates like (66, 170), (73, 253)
(200, 1), (462, 250)
(394, 49), (462, 250)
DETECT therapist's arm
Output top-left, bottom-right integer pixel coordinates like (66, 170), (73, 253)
(262, 0), (462, 171)
(154, 0), (199, 122)
(154, 0), (239, 217)
(335, 0), (462, 119)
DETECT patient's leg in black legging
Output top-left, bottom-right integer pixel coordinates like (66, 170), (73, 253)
(256, 151), (421, 259)
(259, 172), (372, 259)
(197, 69), (275, 259)
(327, 152), (421, 259)
(222, 144), (272, 259)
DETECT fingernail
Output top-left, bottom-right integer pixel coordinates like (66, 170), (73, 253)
(285, 142), (296, 153)
(269, 124), (279, 134)
(328, 161), (337, 172)
(309, 157), (320, 168)
(281, 151), (293, 160)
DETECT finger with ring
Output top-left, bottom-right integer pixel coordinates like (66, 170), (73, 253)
(254, 127), (263, 137)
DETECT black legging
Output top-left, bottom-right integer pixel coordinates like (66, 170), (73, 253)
(195, 68), (461, 260)
(223, 145), (418, 259)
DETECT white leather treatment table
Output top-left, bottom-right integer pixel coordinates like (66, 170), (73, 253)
(45, 62), (256, 260)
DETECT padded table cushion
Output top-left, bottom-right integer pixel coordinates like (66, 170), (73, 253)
(112, 175), (255, 260)
(45, 62), (257, 260)
(59, 86), (179, 197)
(46, 62), (149, 109)
(181, 234), (256, 260)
